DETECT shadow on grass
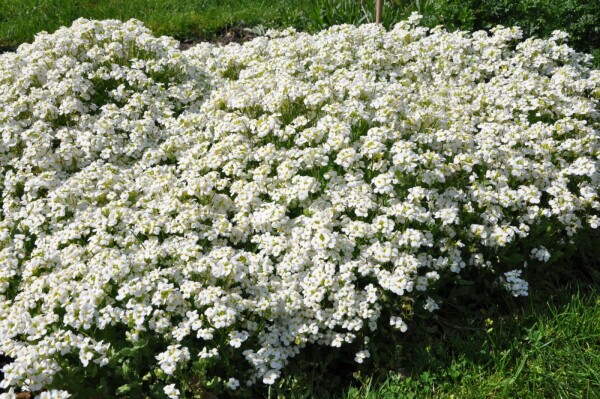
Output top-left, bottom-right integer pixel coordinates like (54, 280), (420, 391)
(269, 230), (600, 399)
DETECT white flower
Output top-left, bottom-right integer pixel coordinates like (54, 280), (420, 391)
(163, 384), (180, 399)
(0, 389), (17, 399)
(199, 347), (219, 359)
(156, 345), (190, 375)
(503, 270), (529, 297)
(38, 391), (71, 399)
(229, 330), (249, 348)
(530, 246), (551, 263)
(262, 370), (280, 385)
(423, 297), (439, 312)
(354, 350), (370, 364)
(390, 316), (408, 332)
(226, 377), (240, 390)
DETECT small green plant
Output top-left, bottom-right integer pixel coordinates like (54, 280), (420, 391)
(304, 0), (371, 31)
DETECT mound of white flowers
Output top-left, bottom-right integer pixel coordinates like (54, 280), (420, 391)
(1, 15), (599, 397)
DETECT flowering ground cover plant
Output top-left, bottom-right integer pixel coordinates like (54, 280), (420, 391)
(0, 15), (599, 398)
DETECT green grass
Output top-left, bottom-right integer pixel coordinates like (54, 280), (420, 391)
(345, 287), (600, 399)
(267, 282), (600, 399)
(0, 0), (305, 49)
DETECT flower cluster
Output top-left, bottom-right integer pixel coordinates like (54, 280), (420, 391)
(1, 15), (599, 396)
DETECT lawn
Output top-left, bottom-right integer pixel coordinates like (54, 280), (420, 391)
(0, 0), (304, 50)
(347, 289), (600, 399)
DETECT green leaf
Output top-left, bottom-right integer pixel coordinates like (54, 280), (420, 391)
(122, 362), (131, 377)
(117, 384), (133, 395)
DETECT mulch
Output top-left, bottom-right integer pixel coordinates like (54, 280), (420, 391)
(180, 26), (260, 50)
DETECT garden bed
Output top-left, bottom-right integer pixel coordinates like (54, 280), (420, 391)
(0, 15), (599, 398)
